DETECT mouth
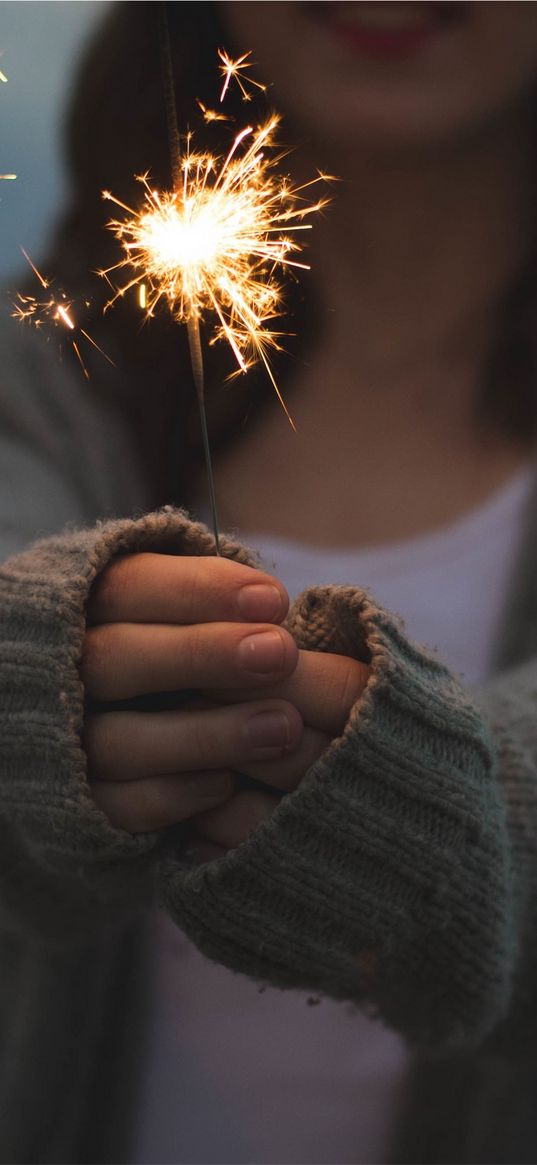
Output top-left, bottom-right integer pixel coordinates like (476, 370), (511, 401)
(306, 2), (466, 61)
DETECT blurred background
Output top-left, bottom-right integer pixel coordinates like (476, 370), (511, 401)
(0, 1), (110, 285)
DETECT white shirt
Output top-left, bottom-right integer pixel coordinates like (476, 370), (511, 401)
(133, 466), (533, 1165)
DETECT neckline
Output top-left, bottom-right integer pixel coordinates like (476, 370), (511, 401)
(236, 461), (536, 570)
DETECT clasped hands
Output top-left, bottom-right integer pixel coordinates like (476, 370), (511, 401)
(82, 553), (370, 862)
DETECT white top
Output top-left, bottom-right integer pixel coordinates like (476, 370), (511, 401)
(133, 466), (533, 1165)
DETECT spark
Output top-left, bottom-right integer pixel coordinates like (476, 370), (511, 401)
(218, 49), (267, 103)
(101, 116), (331, 427)
(197, 99), (230, 124)
(13, 249), (114, 379)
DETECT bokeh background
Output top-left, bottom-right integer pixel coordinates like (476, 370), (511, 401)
(1, 1), (110, 284)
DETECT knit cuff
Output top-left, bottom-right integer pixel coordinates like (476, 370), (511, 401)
(0, 508), (253, 938)
(159, 585), (512, 1050)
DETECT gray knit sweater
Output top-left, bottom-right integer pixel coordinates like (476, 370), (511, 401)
(2, 317), (537, 1163)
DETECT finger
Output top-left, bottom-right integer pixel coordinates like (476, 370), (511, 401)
(88, 553), (289, 626)
(82, 621), (298, 701)
(194, 790), (278, 849)
(84, 699), (303, 781)
(91, 770), (234, 833)
(236, 726), (331, 792)
(206, 649), (370, 736)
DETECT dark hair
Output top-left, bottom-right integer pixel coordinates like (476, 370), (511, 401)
(46, 1), (317, 508)
(47, 0), (537, 508)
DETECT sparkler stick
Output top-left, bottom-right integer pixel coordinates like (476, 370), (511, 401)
(158, 1), (221, 553)
(187, 315), (220, 553)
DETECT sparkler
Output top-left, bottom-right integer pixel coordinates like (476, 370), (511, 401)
(102, 10), (330, 551)
(13, 249), (113, 379)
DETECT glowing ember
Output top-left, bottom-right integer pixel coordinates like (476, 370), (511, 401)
(197, 100), (230, 125)
(218, 48), (267, 103)
(13, 249), (113, 379)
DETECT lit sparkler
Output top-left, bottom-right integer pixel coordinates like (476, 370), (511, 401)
(102, 120), (328, 425)
(14, 249), (113, 378)
(102, 27), (331, 550)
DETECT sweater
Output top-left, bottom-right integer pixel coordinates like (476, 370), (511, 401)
(1, 316), (537, 1163)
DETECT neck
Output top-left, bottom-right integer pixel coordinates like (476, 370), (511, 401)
(299, 105), (535, 401)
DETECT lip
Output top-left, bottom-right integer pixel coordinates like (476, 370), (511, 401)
(307, 2), (465, 61)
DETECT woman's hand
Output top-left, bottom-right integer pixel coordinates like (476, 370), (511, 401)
(81, 552), (302, 832)
(190, 645), (370, 860)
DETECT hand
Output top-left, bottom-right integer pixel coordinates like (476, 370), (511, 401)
(80, 552), (302, 832)
(189, 645), (370, 861)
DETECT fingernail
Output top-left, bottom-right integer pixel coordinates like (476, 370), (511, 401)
(243, 710), (291, 756)
(238, 630), (285, 674)
(237, 584), (283, 621)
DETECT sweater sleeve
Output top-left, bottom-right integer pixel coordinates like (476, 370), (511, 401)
(0, 508), (251, 941)
(0, 507), (526, 1055)
(160, 584), (517, 1055)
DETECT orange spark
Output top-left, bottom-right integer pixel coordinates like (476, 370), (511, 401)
(218, 49), (267, 103)
(197, 99), (230, 124)
(13, 249), (113, 379)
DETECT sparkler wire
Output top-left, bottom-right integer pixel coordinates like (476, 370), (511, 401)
(187, 316), (221, 554)
(158, 0), (222, 553)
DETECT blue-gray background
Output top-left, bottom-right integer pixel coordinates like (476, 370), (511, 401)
(1, 1), (110, 285)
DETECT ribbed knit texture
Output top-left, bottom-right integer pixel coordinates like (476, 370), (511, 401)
(1, 506), (537, 1162)
(0, 508), (510, 1040)
(161, 584), (510, 1049)
(0, 508), (251, 940)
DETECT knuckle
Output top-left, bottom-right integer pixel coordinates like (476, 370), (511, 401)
(80, 623), (124, 698)
(89, 555), (132, 622)
(180, 557), (205, 623)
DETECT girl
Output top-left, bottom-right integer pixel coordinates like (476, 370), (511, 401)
(2, 3), (537, 1161)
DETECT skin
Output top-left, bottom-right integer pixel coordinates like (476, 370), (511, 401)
(83, 553), (368, 849)
(84, 2), (537, 854)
